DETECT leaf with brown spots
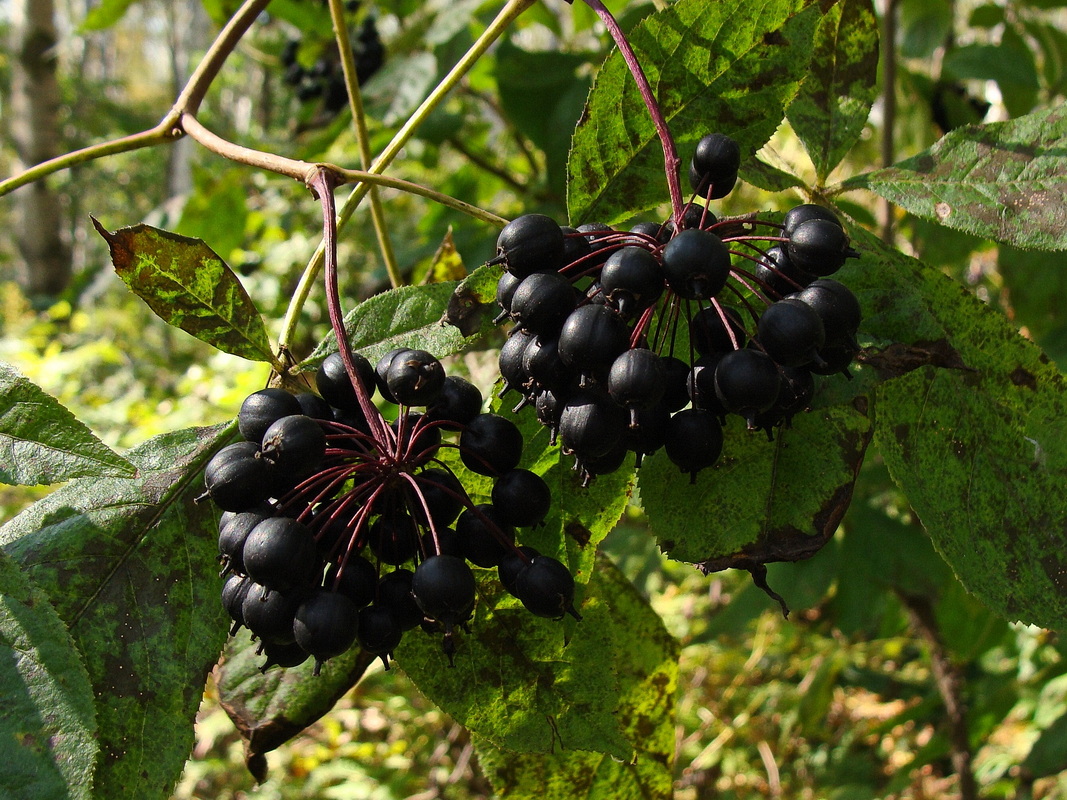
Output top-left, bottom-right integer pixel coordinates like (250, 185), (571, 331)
(402, 555), (677, 776)
(848, 226), (1067, 630)
(841, 105), (1067, 250)
(0, 423), (234, 800)
(567, 0), (823, 225)
(93, 219), (277, 364)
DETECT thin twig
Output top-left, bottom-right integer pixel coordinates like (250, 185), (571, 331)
(880, 0), (900, 242)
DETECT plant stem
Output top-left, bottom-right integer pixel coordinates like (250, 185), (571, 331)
(0, 0), (270, 198)
(899, 592), (979, 800)
(327, 0), (403, 288)
(582, 0), (684, 227)
(880, 0), (900, 242)
(309, 168), (391, 444)
(279, 0), (534, 352)
(179, 113), (507, 225)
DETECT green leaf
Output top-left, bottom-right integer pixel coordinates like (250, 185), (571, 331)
(998, 245), (1067, 364)
(474, 558), (677, 800)
(0, 424), (234, 800)
(215, 630), (376, 776)
(79, 0), (140, 31)
(0, 362), (135, 486)
(739, 158), (807, 193)
(639, 404), (872, 568)
(567, 0), (822, 225)
(786, 0), (880, 181)
(399, 556), (675, 762)
(92, 219), (276, 363)
(1023, 710), (1067, 778)
(0, 550), (98, 800)
(302, 266), (497, 368)
(850, 226), (1067, 630)
(841, 106), (1067, 250)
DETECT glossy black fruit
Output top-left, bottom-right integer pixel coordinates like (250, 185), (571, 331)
(239, 388), (303, 444)
(756, 298), (826, 367)
(600, 246), (663, 317)
(426, 376), (483, 429)
(513, 556), (579, 620)
(495, 214), (566, 278)
(509, 271), (577, 334)
(690, 305), (745, 356)
(689, 133), (741, 199)
(661, 229), (731, 300)
(664, 408), (724, 479)
(411, 555), (477, 625)
(316, 351), (376, 413)
(782, 204), (841, 237)
(787, 219), (858, 276)
(376, 569), (424, 631)
(203, 441), (274, 512)
(794, 279), (862, 349)
(242, 516), (318, 593)
(260, 414), (327, 485)
(608, 348), (666, 410)
(456, 503), (515, 568)
(385, 349), (446, 406)
(459, 413), (523, 477)
(714, 349), (781, 428)
(557, 304), (631, 379)
(294, 589), (360, 670)
(491, 468), (552, 527)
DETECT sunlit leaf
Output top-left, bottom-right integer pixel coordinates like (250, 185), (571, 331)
(841, 106), (1067, 250)
(0, 362), (135, 486)
(0, 424), (234, 800)
(0, 549), (98, 800)
(568, 0), (822, 225)
(786, 0), (879, 181)
(851, 227), (1067, 630)
(474, 557), (677, 800)
(92, 219), (276, 364)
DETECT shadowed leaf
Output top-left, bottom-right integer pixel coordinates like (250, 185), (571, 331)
(92, 219), (276, 363)
(0, 424), (234, 800)
(841, 106), (1067, 250)
(568, 0), (822, 225)
(0, 361), (135, 486)
(216, 630), (376, 771)
(0, 549), (98, 800)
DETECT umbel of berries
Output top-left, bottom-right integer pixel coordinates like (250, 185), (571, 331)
(201, 346), (582, 673)
(488, 133), (862, 482)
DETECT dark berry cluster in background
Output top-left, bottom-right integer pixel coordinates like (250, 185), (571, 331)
(203, 349), (579, 675)
(281, 14), (384, 113)
(491, 133), (862, 485)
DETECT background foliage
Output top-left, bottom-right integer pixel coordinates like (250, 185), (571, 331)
(5, 0), (1067, 798)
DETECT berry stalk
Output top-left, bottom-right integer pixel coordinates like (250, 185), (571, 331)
(582, 0), (684, 227)
(309, 167), (392, 445)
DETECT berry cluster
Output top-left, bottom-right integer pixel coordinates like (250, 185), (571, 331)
(491, 133), (862, 484)
(281, 16), (384, 113)
(203, 349), (579, 674)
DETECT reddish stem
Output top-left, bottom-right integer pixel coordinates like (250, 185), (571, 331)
(309, 168), (391, 444)
(582, 0), (684, 227)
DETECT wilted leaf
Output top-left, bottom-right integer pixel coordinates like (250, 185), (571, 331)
(568, 0), (822, 225)
(92, 218), (276, 364)
(0, 361), (135, 486)
(786, 0), (880, 181)
(216, 630), (376, 775)
(0, 424), (234, 800)
(841, 106), (1067, 250)
(0, 549), (98, 800)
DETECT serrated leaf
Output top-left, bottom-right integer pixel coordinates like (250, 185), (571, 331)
(92, 219), (276, 363)
(0, 550), (98, 800)
(0, 361), (135, 485)
(640, 401), (872, 568)
(474, 558), (677, 800)
(0, 424), (234, 800)
(302, 267), (497, 368)
(740, 158), (807, 192)
(841, 106), (1067, 250)
(567, 0), (822, 226)
(849, 226), (1067, 630)
(216, 630), (376, 773)
(398, 556), (673, 762)
(786, 0), (880, 181)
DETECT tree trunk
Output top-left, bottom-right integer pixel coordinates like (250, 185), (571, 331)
(9, 0), (72, 300)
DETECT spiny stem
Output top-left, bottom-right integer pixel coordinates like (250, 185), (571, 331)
(310, 167), (391, 444)
(327, 0), (403, 288)
(582, 0), (684, 227)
